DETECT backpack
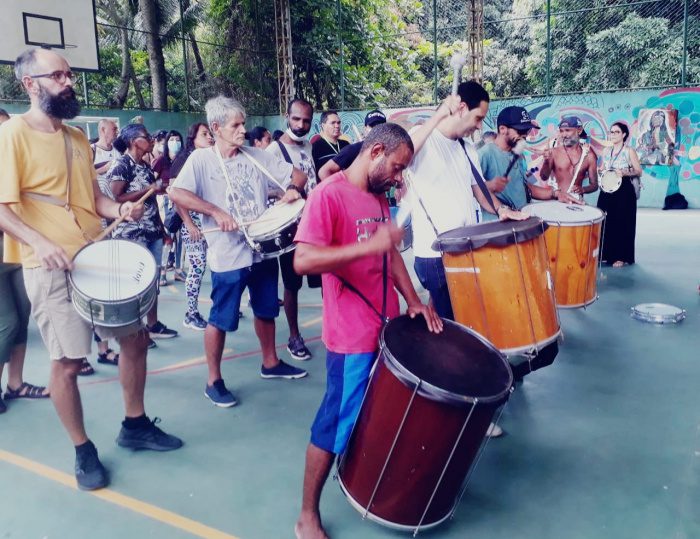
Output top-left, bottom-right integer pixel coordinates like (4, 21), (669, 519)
(663, 192), (688, 210)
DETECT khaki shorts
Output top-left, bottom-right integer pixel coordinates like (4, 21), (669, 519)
(23, 267), (144, 360)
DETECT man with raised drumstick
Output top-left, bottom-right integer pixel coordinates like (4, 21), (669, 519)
(540, 116), (599, 201)
(169, 95), (309, 409)
(293, 122), (442, 539)
(0, 49), (183, 492)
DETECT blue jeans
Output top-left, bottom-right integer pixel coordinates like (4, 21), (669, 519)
(414, 256), (453, 320)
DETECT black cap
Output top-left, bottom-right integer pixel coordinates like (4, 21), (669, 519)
(497, 106), (536, 131)
(364, 110), (387, 127)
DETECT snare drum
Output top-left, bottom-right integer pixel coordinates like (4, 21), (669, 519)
(246, 198), (305, 258)
(523, 201), (605, 308)
(600, 169), (622, 193)
(630, 303), (686, 324)
(389, 205), (412, 252)
(433, 218), (561, 356)
(69, 240), (158, 327)
(338, 315), (512, 532)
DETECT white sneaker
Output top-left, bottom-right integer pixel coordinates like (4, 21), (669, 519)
(486, 422), (504, 438)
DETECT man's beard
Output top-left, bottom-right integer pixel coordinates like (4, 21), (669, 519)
(38, 85), (81, 120)
(287, 123), (309, 141)
(368, 160), (395, 194)
(562, 136), (579, 147)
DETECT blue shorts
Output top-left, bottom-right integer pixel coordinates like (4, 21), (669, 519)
(208, 259), (280, 332)
(145, 238), (164, 270)
(311, 350), (376, 454)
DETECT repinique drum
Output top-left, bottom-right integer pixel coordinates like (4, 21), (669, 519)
(246, 198), (305, 258)
(630, 303), (686, 324)
(522, 201), (605, 308)
(389, 205), (412, 252)
(69, 240), (158, 327)
(337, 315), (512, 532)
(433, 218), (561, 356)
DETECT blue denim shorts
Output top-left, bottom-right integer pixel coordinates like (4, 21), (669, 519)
(145, 238), (164, 270)
(208, 259), (280, 332)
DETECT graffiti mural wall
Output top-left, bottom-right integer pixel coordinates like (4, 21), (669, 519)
(286, 88), (700, 209)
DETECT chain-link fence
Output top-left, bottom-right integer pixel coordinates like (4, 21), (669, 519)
(0, 0), (697, 114)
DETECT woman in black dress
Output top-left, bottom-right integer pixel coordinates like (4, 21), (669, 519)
(597, 122), (643, 267)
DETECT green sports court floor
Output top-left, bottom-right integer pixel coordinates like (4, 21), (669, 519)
(1, 208), (698, 539)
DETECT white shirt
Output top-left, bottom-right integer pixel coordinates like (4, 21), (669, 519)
(407, 128), (481, 258)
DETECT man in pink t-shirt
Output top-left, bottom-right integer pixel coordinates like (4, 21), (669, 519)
(292, 123), (442, 539)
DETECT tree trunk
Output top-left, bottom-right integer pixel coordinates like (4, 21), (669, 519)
(131, 72), (146, 109)
(188, 31), (206, 83)
(112, 27), (133, 108)
(139, 0), (168, 110)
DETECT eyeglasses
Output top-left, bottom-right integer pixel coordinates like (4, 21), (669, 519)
(30, 70), (75, 84)
(609, 130), (622, 134)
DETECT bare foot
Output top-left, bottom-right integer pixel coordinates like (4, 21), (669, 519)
(612, 260), (625, 268)
(295, 513), (329, 539)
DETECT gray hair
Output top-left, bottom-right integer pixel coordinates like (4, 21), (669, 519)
(205, 95), (246, 130)
(14, 49), (39, 81)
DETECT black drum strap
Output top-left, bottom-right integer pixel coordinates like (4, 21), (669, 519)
(334, 200), (389, 326)
(457, 138), (499, 215)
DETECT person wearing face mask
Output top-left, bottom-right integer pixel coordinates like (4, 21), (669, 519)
(153, 130), (185, 283)
(540, 116), (599, 200)
(292, 122), (442, 539)
(479, 106), (579, 215)
(265, 98), (319, 361)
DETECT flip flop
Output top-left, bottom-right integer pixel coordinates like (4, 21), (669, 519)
(4, 382), (50, 400)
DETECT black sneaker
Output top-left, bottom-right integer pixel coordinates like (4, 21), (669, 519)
(75, 445), (109, 491)
(148, 338), (157, 350)
(287, 335), (312, 361)
(148, 321), (179, 339)
(116, 417), (183, 451)
(0, 394), (6, 414)
(183, 313), (207, 331)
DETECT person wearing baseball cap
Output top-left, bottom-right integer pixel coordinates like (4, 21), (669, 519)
(479, 106), (564, 214)
(541, 115), (598, 200)
(317, 109), (387, 180)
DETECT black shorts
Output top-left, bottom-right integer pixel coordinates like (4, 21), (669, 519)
(279, 250), (322, 292)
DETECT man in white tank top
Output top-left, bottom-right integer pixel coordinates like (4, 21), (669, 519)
(92, 119), (120, 193)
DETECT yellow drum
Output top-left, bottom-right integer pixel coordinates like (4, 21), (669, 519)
(433, 218), (560, 356)
(523, 201), (605, 308)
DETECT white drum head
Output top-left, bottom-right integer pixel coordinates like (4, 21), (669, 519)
(630, 303), (686, 324)
(523, 201), (605, 225)
(247, 199), (305, 237)
(600, 170), (622, 193)
(71, 240), (157, 301)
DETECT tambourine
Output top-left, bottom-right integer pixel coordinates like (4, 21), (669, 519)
(599, 169), (622, 193)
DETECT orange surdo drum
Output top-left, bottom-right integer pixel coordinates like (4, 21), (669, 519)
(522, 202), (605, 308)
(433, 218), (561, 356)
(337, 315), (512, 533)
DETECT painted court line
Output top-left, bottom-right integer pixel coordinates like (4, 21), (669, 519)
(81, 336), (322, 386)
(300, 316), (323, 328)
(0, 449), (239, 539)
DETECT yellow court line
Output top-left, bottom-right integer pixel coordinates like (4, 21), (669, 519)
(0, 449), (240, 539)
(151, 348), (233, 374)
(300, 316), (323, 329)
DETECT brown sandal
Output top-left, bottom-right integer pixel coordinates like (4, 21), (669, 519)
(78, 359), (95, 376)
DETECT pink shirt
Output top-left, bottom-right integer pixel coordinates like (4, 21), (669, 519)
(295, 172), (400, 353)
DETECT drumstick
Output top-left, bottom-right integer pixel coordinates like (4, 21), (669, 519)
(94, 188), (156, 242)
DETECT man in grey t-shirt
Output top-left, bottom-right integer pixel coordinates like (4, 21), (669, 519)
(266, 98), (319, 362)
(170, 95), (310, 408)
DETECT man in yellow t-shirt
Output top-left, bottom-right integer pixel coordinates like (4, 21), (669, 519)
(0, 49), (183, 491)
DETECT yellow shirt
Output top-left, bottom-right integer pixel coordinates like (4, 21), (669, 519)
(0, 117), (102, 268)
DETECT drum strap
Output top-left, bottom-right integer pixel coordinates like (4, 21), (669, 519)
(457, 139), (499, 214)
(334, 201), (389, 325)
(21, 127), (93, 243)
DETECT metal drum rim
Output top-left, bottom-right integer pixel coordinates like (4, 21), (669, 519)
(379, 317), (513, 406)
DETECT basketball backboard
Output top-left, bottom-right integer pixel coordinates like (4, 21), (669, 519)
(0, 0), (99, 71)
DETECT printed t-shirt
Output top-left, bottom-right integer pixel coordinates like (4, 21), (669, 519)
(294, 172), (400, 353)
(172, 145), (293, 272)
